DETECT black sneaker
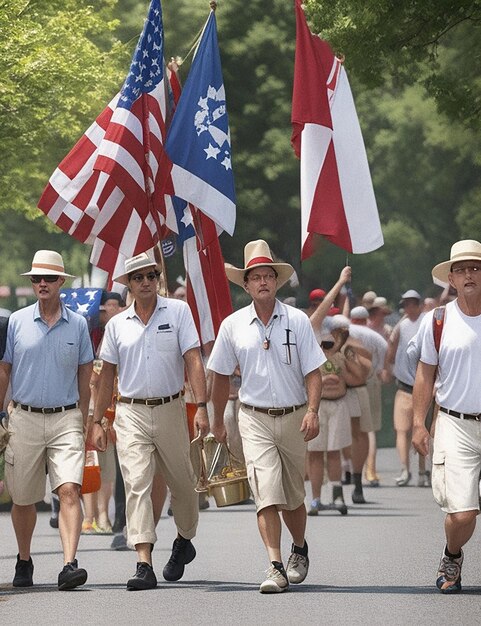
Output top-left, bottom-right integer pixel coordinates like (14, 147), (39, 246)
(162, 537), (196, 581)
(58, 559), (88, 590)
(127, 562), (157, 591)
(13, 555), (34, 587)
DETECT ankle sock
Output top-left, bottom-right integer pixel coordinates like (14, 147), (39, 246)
(271, 560), (286, 575)
(292, 541), (308, 557)
(445, 546), (462, 560)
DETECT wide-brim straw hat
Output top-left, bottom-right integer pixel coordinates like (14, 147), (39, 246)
(114, 252), (160, 286)
(225, 240), (294, 288)
(432, 239), (481, 284)
(22, 250), (74, 277)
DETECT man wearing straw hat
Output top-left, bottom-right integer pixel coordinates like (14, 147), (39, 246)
(413, 239), (481, 594)
(208, 240), (324, 593)
(0, 250), (94, 590)
(91, 251), (209, 591)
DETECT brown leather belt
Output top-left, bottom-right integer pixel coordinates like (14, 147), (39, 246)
(440, 407), (481, 421)
(13, 401), (78, 414)
(118, 392), (181, 407)
(241, 403), (306, 417)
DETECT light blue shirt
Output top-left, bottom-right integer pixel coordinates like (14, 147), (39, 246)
(3, 302), (94, 407)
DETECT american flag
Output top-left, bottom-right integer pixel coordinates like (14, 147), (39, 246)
(173, 198), (232, 346)
(38, 0), (175, 259)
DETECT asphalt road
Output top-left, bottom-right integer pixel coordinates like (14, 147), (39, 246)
(1, 448), (480, 625)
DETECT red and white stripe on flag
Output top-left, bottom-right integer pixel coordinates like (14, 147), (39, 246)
(183, 206), (232, 346)
(38, 83), (175, 260)
(291, 0), (383, 259)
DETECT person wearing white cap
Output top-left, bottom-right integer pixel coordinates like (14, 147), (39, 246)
(91, 252), (209, 590)
(384, 290), (428, 487)
(208, 240), (324, 594)
(412, 239), (481, 594)
(0, 250), (94, 590)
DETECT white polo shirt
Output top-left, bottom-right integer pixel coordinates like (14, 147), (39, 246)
(207, 300), (325, 407)
(100, 295), (200, 398)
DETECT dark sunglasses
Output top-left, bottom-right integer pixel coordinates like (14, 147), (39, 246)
(130, 271), (160, 283)
(321, 341), (335, 350)
(30, 275), (60, 284)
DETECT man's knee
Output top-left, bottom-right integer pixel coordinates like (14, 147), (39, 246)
(57, 482), (81, 505)
(448, 510), (478, 526)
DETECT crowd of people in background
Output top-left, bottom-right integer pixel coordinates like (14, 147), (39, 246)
(1, 237), (478, 596)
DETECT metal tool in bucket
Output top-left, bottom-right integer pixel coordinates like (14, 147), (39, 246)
(194, 435), (250, 507)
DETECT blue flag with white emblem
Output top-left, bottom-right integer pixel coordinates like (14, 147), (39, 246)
(165, 10), (236, 236)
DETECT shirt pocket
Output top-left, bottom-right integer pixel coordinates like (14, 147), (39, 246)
(59, 341), (78, 368)
(155, 330), (178, 352)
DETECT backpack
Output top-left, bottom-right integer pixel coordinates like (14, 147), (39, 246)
(432, 306), (446, 354)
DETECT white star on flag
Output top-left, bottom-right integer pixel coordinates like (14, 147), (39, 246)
(204, 143), (220, 160)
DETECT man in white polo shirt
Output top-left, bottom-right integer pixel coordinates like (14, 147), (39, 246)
(91, 252), (209, 591)
(208, 240), (324, 594)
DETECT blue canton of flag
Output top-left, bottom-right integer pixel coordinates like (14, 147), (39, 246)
(60, 288), (103, 333)
(118, 0), (165, 110)
(165, 10), (236, 236)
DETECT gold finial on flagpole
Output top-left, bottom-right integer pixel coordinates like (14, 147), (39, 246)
(210, 1), (217, 11)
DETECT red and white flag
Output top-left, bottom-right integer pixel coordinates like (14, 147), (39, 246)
(291, 0), (383, 259)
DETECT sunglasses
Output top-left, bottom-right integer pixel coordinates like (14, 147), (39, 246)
(321, 341), (335, 350)
(30, 275), (60, 284)
(130, 271), (160, 283)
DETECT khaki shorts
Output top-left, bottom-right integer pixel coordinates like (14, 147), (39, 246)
(393, 389), (413, 432)
(367, 376), (382, 432)
(354, 386), (373, 432)
(4, 406), (84, 506)
(345, 388), (361, 417)
(432, 411), (481, 513)
(98, 441), (116, 483)
(308, 397), (352, 452)
(238, 405), (307, 512)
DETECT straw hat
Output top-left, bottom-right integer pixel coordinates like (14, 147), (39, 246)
(369, 296), (392, 314)
(113, 252), (160, 286)
(432, 240), (481, 284)
(22, 250), (74, 277)
(225, 240), (294, 288)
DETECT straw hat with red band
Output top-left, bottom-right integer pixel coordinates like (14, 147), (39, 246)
(224, 239), (294, 288)
(22, 250), (75, 277)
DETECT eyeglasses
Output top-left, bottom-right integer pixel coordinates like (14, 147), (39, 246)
(451, 265), (481, 275)
(30, 275), (60, 284)
(248, 273), (277, 283)
(130, 271), (160, 283)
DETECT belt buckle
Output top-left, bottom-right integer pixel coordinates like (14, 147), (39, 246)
(268, 408), (285, 417)
(42, 407), (55, 414)
(145, 398), (157, 406)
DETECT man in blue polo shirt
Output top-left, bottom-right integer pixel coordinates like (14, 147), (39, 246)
(0, 250), (93, 590)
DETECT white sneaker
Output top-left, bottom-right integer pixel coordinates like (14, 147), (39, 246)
(417, 471), (431, 487)
(286, 551), (309, 584)
(259, 564), (289, 593)
(395, 468), (411, 486)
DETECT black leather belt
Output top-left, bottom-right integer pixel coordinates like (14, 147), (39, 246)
(118, 392), (181, 406)
(396, 380), (413, 394)
(440, 407), (481, 421)
(13, 401), (78, 414)
(241, 403), (306, 417)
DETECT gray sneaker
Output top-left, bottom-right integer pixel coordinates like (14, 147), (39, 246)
(286, 551), (309, 584)
(259, 564), (289, 593)
(436, 549), (463, 594)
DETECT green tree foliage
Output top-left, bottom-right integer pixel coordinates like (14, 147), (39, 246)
(303, 0), (481, 130)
